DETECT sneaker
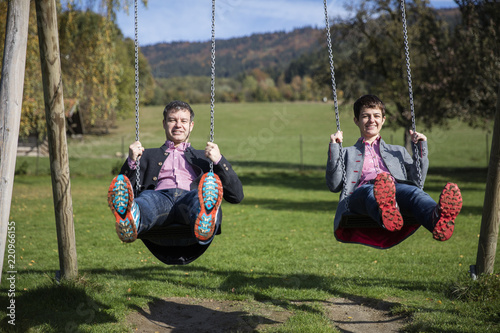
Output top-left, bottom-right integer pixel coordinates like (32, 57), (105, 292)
(432, 183), (462, 241)
(373, 172), (403, 231)
(194, 172), (223, 242)
(108, 175), (140, 243)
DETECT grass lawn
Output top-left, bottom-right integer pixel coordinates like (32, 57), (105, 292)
(1, 101), (499, 332)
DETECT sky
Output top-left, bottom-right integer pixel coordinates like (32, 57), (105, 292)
(116, 0), (459, 46)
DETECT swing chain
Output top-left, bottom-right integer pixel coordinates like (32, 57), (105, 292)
(209, 0), (216, 173)
(134, 0), (141, 191)
(323, 0), (349, 209)
(323, 0), (340, 133)
(400, 0), (423, 188)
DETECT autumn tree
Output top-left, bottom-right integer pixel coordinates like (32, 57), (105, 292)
(59, 0), (154, 132)
(319, 0), (499, 148)
(0, 0), (153, 137)
(58, 9), (121, 131)
(318, 0), (451, 148)
(0, 1), (45, 139)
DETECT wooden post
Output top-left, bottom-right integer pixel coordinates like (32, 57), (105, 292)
(0, 0), (30, 284)
(35, 0), (78, 279)
(474, 85), (500, 276)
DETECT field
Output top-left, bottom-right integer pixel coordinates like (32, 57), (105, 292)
(1, 101), (499, 332)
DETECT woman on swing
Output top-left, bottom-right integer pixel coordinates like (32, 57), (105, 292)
(326, 94), (462, 248)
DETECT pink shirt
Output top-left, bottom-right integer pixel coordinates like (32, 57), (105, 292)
(156, 141), (198, 191)
(127, 141), (198, 191)
(358, 136), (392, 186)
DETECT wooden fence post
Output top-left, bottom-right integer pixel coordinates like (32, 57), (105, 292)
(0, 0), (30, 284)
(35, 0), (78, 280)
(473, 85), (500, 277)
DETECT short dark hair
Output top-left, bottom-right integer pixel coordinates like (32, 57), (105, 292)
(353, 95), (386, 119)
(163, 100), (195, 122)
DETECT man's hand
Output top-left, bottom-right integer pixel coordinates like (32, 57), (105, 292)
(129, 141), (144, 161)
(205, 142), (222, 163)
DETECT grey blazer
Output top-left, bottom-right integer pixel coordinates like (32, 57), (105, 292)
(326, 137), (428, 229)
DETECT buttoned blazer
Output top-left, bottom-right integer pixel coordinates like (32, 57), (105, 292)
(326, 138), (428, 229)
(118, 143), (244, 265)
(120, 144), (244, 203)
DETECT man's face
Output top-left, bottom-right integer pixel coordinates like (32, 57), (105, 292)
(163, 109), (194, 145)
(354, 107), (385, 142)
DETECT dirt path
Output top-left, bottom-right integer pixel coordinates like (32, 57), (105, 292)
(127, 296), (408, 332)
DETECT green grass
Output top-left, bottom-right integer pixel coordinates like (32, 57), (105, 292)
(1, 101), (499, 332)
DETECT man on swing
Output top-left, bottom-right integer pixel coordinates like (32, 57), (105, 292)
(107, 100), (244, 263)
(326, 94), (462, 248)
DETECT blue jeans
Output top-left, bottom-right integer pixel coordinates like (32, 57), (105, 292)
(134, 188), (202, 235)
(348, 183), (437, 231)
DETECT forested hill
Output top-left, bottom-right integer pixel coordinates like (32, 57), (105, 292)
(141, 27), (324, 79)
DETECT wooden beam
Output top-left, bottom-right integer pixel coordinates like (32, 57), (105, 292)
(475, 85), (500, 276)
(0, 0), (30, 284)
(35, 0), (78, 280)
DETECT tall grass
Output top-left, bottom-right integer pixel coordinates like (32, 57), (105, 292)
(1, 102), (498, 332)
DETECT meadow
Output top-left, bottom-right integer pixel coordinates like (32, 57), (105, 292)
(1, 101), (499, 332)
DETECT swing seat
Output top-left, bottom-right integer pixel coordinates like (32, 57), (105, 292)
(137, 224), (193, 240)
(339, 214), (419, 228)
(336, 213), (421, 249)
(138, 223), (200, 248)
(137, 220), (221, 265)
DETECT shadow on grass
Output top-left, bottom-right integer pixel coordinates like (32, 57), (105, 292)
(8, 263), (486, 332)
(237, 170), (328, 193)
(236, 162), (488, 191)
(114, 265), (463, 331)
(235, 159), (487, 179)
(236, 164), (487, 216)
(234, 160), (324, 172)
(88, 265), (451, 317)
(0, 282), (114, 332)
(240, 197), (336, 212)
(126, 297), (284, 332)
(428, 167), (488, 185)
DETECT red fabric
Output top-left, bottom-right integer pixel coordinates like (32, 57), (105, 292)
(335, 224), (420, 249)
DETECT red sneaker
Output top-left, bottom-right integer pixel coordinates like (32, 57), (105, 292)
(373, 173), (403, 231)
(433, 183), (462, 241)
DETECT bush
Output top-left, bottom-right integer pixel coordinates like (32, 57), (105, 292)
(450, 272), (500, 302)
(15, 160), (29, 175)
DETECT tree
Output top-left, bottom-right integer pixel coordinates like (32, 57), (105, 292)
(0, 1), (46, 139)
(318, 0), (452, 148)
(61, 0), (148, 21)
(318, 0), (499, 147)
(426, 0), (500, 128)
(59, 10), (155, 131)
(0, 0), (154, 137)
(58, 9), (121, 132)
(115, 36), (156, 107)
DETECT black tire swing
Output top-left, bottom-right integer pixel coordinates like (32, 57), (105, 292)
(323, 0), (421, 245)
(130, 0), (221, 264)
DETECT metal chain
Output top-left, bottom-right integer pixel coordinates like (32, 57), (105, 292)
(134, 0), (141, 191)
(400, 0), (422, 188)
(209, 0), (216, 173)
(323, 0), (340, 133)
(324, 0), (349, 208)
